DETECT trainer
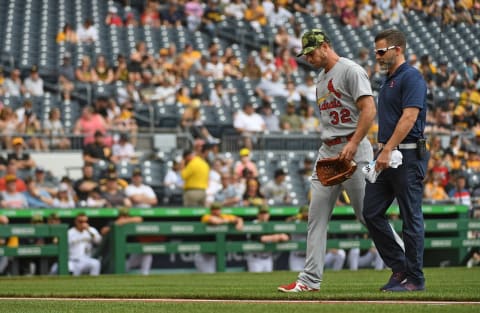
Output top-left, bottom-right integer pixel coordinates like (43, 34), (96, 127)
(363, 28), (429, 292)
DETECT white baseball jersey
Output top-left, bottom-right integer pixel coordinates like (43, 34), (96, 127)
(68, 226), (102, 260)
(316, 57), (373, 141)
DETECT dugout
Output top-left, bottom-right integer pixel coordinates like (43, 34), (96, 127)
(1, 203), (478, 274)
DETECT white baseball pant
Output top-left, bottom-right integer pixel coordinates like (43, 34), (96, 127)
(126, 253), (153, 275)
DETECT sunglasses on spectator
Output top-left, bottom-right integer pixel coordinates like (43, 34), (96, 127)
(374, 46), (397, 56)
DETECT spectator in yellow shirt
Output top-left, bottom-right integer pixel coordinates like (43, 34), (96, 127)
(181, 149), (210, 207)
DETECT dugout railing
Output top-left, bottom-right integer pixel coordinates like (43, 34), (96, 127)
(110, 218), (480, 273)
(1, 204), (478, 274)
(0, 224), (69, 275)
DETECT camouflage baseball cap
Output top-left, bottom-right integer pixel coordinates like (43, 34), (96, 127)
(297, 29), (330, 57)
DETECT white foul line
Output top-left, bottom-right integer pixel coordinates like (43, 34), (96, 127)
(1, 297), (480, 305)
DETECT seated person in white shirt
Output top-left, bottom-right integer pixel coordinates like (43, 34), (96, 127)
(125, 168), (158, 208)
(233, 102), (266, 150)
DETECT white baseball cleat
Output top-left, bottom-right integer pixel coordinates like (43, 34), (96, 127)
(277, 281), (319, 293)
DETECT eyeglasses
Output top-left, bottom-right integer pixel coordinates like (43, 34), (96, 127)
(77, 219), (88, 223)
(374, 46), (396, 56)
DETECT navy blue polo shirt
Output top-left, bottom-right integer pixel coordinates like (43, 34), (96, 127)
(377, 62), (427, 144)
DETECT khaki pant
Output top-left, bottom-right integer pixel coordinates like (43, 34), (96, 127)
(183, 189), (206, 207)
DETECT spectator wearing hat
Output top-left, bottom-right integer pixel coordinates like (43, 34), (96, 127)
(7, 137), (36, 169)
(125, 168), (158, 208)
(24, 176), (54, 208)
(99, 207), (153, 275)
(194, 202), (243, 272)
(73, 163), (98, 203)
(33, 166), (57, 197)
(233, 102), (266, 150)
(0, 159), (27, 192)
(52, 183), (76, 208)
(261, 168), (291, 205)
(101, 172), (132, 207)
(234, 148), (259, 179)
(83, 130), (113, 164)
(24, 65), (44, 97)
(98, 163), (128, 191)
(181, 149), (210, 207)
(449, 174), (472, 206)
(246, 205), (289, 272)
(286, 204), (309, 271)
(111, 133), (136, 163)
(280, 102), (303, 131)
(105, 6), (123, 26)
(0, 174), (28, 208)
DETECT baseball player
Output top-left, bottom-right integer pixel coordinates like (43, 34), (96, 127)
(324, 248), (346, 270)
(194, 202), (244, 273)
(246, 205), (289, 272)
(286, 205), (308, 271)
(348, 246), (384, 271)
(67, 213), (102, 276)
(278, 29), (377, 292)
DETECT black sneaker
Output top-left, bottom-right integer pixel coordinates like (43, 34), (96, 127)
(385, 280), (425, 292)
(380, 272), (407, 291)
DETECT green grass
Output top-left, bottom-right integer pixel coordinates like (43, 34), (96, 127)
(0, 267), (479, 312)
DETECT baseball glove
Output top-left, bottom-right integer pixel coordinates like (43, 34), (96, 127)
(316, 156), (357, 186)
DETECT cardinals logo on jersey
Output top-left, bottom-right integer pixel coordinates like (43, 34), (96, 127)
(317, 79), (342, 105)
(327, 79), (342, 98)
